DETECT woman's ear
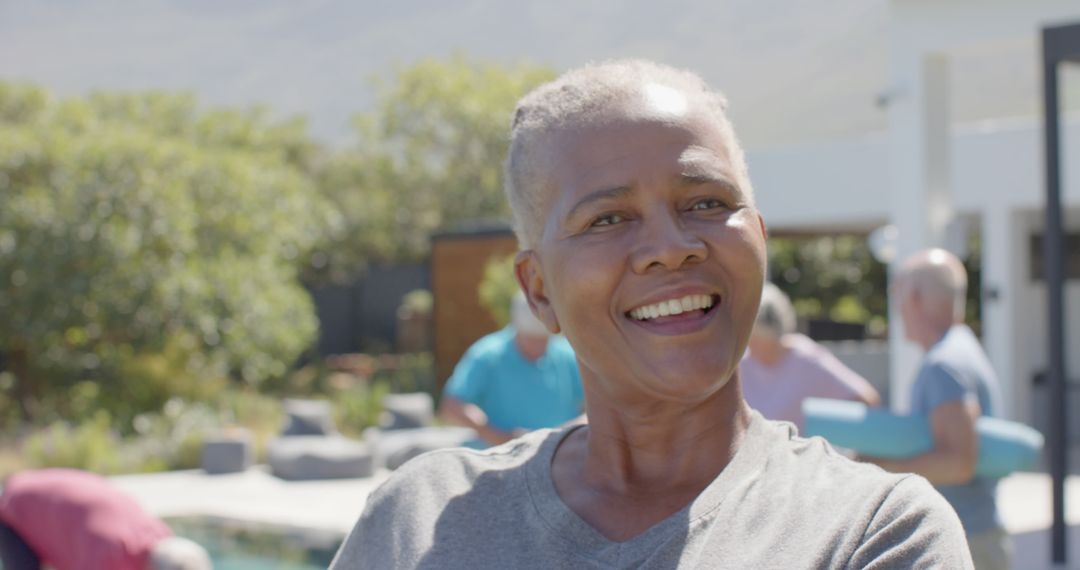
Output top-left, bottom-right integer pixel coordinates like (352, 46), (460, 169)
(515, 250), (561, 334)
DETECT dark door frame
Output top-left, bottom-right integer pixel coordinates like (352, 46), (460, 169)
(1041, 21), (1080, 565)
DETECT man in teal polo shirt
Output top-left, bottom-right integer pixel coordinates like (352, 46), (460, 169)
(439, 292), (583, 446)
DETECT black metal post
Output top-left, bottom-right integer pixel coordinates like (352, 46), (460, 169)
(1041, 29), (1066, 564)
(1041, 22), (1080, 566)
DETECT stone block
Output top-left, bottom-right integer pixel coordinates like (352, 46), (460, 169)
(367, 426), (477, 470)
(267, 435), (374, 480)
(379, 392), (435, 430)
(282, 399), (336, 436)
(201, 431), (253, 475)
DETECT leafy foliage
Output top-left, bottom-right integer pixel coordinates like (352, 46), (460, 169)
(767, 235), (889, 335)
(767, 232), (983, 337)
(0, 82), (333, 421)
(477, 253), (518, 327)
(24, 411), (125, 474)
(311, 55), (554, 282)
(400, 289), (434, 315)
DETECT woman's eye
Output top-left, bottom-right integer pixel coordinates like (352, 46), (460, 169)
(590, 213), (624, 227)
(689, 198), (725, 211)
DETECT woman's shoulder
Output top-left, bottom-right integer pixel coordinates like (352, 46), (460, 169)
(331, 428), (566, 568)
(751, 417), (956, 532)
(755, 415), (909, 489)
(368, 428), (560, 505)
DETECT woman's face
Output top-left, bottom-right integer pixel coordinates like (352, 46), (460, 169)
(518, 101), (767, 406)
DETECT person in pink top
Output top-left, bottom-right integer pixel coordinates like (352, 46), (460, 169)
(741, 283), (881, 430)
(0, 468), (211, 570)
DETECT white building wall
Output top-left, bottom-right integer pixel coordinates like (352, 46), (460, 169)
(748, 118), (1080, 230)
(749, 135), (889, 231)
(889, 0), (1080, 55)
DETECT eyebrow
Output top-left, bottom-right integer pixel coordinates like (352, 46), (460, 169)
(563, 173), (742, 223)
(678, 147), (741, 193)
(564, 185), (633, 222)
(678, 171), (739, 193)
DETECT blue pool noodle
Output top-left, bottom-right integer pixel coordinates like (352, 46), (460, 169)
(802, 398), (1044, 479)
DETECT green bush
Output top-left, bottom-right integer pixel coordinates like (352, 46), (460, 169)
(370, 352), (435, 395)
(216, 390), (283, 462)
(25, 410), (126, 474)
(25, 397), (229, 474)
(128, 398), (222, 471)
(477, 254), (517, 327)
(400, 289), (433, 315)
(334, 382), (389, 437)
(0, 372), (21, 435)
(0, 83), (328, 423)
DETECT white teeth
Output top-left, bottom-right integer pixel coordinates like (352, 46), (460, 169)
(629, 294), (715, 321)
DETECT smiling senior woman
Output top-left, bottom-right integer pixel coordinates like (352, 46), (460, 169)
(331, 60), (972, 569)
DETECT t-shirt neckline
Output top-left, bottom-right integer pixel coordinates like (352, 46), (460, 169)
(523, 411), (770, 562)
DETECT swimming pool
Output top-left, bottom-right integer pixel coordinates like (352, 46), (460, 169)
(165, 516), (341, 570)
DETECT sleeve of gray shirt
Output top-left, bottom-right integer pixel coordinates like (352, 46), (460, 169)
(330, 473), (422, 569)
(846, 475), (974, 569)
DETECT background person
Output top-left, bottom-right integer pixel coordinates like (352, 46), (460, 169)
(333, 59), (973, 569)
(742, 282), (881, 430)
(0, 468), (211, 570)
(862, 248), (1009, 569)
(438, 291), (583, 446)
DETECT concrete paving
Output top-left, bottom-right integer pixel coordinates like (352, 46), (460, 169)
(112, 467), (390, 536)
(997, 472), (1080, 569)
(113, 468), (1080, 568)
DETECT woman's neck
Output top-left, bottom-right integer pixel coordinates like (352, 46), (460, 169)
(578, 377), (749, 494)
(549, 376), (751, 542)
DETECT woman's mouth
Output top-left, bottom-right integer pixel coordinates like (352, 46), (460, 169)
(626, 294), (719, 322)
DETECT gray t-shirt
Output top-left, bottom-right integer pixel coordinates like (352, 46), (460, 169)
(331, 412), (972, 569)
(909, 325), (1004, 534)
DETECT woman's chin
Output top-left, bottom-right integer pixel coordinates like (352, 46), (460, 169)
(630, 368), (735, 406)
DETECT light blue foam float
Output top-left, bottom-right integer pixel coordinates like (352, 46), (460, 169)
(802, 398), (1044, 479)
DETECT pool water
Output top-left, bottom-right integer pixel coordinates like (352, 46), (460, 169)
(165, 516), (341, 570)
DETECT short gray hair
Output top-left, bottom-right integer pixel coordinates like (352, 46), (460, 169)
(894, 248), (968, 322)
(755, 282), (797, 338)
(148, 537), (212, 570)
(504, 59), (753, 249)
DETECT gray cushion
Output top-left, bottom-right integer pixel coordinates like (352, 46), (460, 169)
(369, 426), (477, 470)
(379, 392), (435, 430)
(281, 399), (336, 436)
(267, 435), (374, 480)
(201, 432), (253, 474)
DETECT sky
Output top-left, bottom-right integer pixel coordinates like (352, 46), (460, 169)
(1, 0), (1075, 148)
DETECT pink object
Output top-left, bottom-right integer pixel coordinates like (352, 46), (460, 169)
(741, 334), (878, 431)
(0, 469), (172, 570)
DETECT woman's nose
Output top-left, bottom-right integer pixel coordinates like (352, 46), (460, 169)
(630, 211), (708, 273)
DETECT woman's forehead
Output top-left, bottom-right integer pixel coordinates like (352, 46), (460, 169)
(542, 115), (737, 192)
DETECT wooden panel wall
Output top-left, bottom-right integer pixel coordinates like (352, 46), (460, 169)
(431, 231), (518, 390)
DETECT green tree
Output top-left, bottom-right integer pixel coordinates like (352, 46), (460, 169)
(767, 235), (889, 335)
(767, 232), (983, 338)
(0, 83), (334, 424)
(477, 254), (518, 327)
(311, 55), (554, 282)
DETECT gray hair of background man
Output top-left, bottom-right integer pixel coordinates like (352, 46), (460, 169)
(148, 536), (212, 570)
(894, 248), (968, 322)
(754, 282), (797, 339)
(504, 59), (755, 249)
(511, 290), (550, 337)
